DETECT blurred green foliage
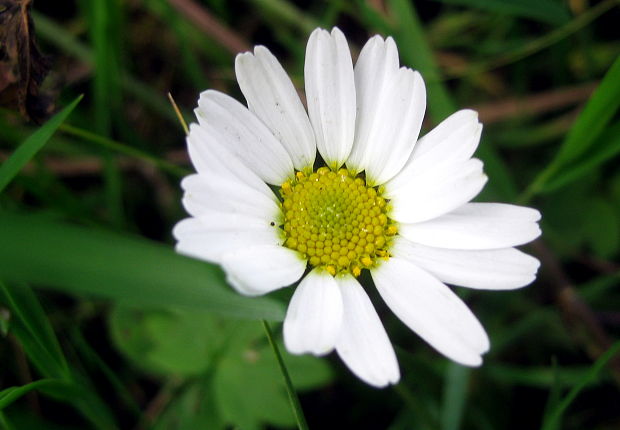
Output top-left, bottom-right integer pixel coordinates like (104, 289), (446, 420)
(0, 0), (619, 429)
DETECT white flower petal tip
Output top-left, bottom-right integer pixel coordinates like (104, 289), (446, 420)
(384, 108), (486, 218)
(234, 46), (316, 171)
(394, 238), (541, 290)
(349, 33), (426, 185)
(305, 27), (356, 169)
(172, 211), (282, 264)
(221, 245), (306, 297)
(388, 159), (489, 223)
(335, 275), (400, 388)
(372, 258), (490, 367)
(408, 109), (483, 164)
(284, 269), (344, 356)
(194, 90), (294, 185)
(399, 203), (542, 250)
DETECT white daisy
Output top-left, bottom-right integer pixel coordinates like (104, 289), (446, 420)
(173, 27), (541, 388)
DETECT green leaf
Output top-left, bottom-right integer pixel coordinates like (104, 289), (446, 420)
(430, 0), (570, 25)
(0, 96), (82, 194)
(214, 324), (329, 430)
(0, 380), (67, 410)
(109, 306), (230, 376)
(0, 212), (285, 321)
(110, 307), (330, 430)
(152, 382), (223, 430)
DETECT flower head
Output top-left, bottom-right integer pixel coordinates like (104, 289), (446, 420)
(174, 27), (541, 387)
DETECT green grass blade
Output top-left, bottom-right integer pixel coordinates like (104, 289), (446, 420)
(39, 379), (118, 430)
(430, 0), (570, 25)
(522, 55), (620, 201)
(541, 342), (620, 430)
(0, 213), (285, 321)
(0, 285), (117, 429)
(0, 96), (82, 194)
(0, 380), (67, 410)
(387, 0), (455, 120)
(547, 55), (620, 167)
(59, 124), (190, 178)
(440, 364), (470, 430)
(542, 122), (620, 192)
(250, 0), (318, 34)
(88, 0), (125, 226)
(262, 321), (309, 430)
(0, 282), (69, 378)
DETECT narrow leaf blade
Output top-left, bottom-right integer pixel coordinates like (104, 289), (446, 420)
(0, 213), (285, 321)
(0, 96), (83, 194)
(0, 380), (66, 410)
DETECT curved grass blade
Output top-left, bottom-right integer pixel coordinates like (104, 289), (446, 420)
(0, 380), (67, 410)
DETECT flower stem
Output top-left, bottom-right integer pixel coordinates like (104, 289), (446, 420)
(261, 320), (309, 430)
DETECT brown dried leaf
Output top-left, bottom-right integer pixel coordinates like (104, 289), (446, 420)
(0, 0), (53, 123)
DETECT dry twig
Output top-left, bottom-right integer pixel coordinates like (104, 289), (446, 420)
(166, 0), (251, 54)
(474, 82), (597, 124)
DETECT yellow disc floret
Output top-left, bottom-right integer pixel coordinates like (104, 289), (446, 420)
(279, 167), (397, 276)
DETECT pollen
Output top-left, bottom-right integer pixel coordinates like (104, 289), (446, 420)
(279, 167), (397, 276)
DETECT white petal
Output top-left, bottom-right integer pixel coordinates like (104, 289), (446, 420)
(173, 209), (282, 264)
(186, 124), (277, 200)
(368, 69), (425, 185)
(348, 37), (426, 185)
(386, 158), (488, 223)
(284, 269), (343, 355)
(195, 90), (294, 185)
(393, 237), (541, 290)
(407, 109), (482, 167)
(180, 173), (279, 221)
(305, 27), (356, 169)
(372, 257), (489, 366)
(235, 46), (316, 170)
(399, 203), (542, 250)
(335, 275), (400, 388)
(346, 36), (399, 175)
(221, 245), (306, 296)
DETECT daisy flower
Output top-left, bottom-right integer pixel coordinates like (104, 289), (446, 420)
(173, 27), (541, 388)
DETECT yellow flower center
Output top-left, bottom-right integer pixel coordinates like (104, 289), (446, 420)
(280, 167), (397, 277)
